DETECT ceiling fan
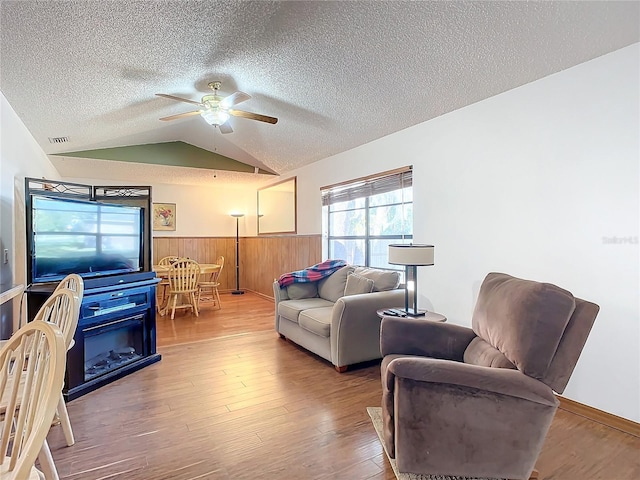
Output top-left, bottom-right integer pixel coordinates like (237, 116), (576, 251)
(155, 81), (278, 134)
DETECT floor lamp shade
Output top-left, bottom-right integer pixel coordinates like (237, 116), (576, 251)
(388, 244), (434, 316)
(231, 213), (245, 295)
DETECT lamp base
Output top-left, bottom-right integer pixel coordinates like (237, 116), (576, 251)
(403, 308), (426, 317)
(231, 290), (245, 295)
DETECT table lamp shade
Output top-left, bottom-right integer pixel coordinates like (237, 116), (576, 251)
(388, 244), (434, 266)
(388, 244), (434, 316)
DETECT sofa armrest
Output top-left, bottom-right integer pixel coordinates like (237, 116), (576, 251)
(380, 316), (476, 362)
(273, 280), (289, 330)
(330, 289), (404, 367)
(273, 280), (289, 303)
(387, 356), (558, 406)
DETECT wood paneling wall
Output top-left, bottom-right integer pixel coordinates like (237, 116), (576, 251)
(242, 235), (322, 297)
(153, 235), (322, 298)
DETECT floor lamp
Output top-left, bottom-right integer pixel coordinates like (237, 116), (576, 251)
(388, 244), (434, 316)
(230, 213), (245, 295)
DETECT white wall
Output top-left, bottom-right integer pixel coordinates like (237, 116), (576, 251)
(287, 44), (640, 422)
(62, 177), (259, 237)
(0, 93), (61, 285)
(153, 182), (258, 237)
(0, 92), (61, 333)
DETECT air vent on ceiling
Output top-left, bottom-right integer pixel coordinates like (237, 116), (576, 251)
(48, 136), (69, 144)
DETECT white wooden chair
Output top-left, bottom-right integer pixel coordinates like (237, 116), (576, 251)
(198, 256), (224, 309)
(0, 321), (66, 480)
(49, 275), (84, 448)
(165, 258), (201, 320)
(31, 288), (79, 480)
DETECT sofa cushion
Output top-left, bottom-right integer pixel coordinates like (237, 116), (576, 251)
(287, 282), (318, 300)
(298, 307), (333, 338)
(317, 265), (355, 302)
(278, 298), (335, 323)
(354, 267), (400, 292)
(344, 273), (375, 296)
(464, 337), (517, 369)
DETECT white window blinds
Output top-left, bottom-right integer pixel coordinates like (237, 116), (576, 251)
(320, 168), (412, 206)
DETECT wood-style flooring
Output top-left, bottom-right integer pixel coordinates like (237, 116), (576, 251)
(45, 293), (640, 479)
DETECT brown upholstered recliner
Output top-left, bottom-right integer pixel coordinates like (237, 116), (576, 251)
(380, 272), (599, 480)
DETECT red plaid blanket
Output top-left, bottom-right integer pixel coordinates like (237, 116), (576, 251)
(277, 259), (347, 288)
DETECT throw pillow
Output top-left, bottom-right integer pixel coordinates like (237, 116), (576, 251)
(344, 273), (375, 296)
(353, 267), (401, 292)
(287, 282), (319, 300)
(317, 265), (355, 302)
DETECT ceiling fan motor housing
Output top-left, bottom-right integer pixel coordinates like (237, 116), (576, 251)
(200, 93), (229, 125)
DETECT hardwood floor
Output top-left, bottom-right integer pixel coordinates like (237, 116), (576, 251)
(45, 293), (639, 479)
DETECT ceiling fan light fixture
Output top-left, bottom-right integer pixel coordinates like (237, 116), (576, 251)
(200, 109), (230, 126)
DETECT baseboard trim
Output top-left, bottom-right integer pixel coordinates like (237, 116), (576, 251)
(558, 396), (640, 437)
(244, 289), (274, 302)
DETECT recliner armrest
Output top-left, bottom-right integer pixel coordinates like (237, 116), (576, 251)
(387, 356), (558, 406)
(380, 317), (476, 361)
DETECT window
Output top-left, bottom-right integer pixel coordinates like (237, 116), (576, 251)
(321, 167), (413, 274)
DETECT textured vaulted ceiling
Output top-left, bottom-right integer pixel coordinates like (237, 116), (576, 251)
(1, 1), (638, 187)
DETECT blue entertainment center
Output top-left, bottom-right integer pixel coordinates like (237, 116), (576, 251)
(25, 178), (161, 400)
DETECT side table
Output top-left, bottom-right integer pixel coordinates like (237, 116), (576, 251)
(377, 309), (446, 323)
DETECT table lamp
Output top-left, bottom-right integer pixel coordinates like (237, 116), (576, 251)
(388, 244), (435, 316)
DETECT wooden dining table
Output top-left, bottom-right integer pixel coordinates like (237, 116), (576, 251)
(152, 263), (220, 315)
(152, 263), (220, 277)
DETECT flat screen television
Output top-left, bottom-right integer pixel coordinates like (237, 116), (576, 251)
(29, 195), (144, 284)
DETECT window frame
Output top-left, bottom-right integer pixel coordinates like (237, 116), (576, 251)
(321, 167), (413, 273)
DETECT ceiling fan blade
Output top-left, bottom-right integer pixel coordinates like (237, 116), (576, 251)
(220, 91), (251, 108)
(218, 122), (233, 134)
(229, 109), (278, 124)
(159, 111), (201, 121)
(156, 93), (202, 106)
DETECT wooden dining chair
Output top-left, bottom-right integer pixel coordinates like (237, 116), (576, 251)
(198, 256), (224, 310)
(0, 321), (66, 480)
(156, 256), (178, 312)
(165, 258), (201, 320)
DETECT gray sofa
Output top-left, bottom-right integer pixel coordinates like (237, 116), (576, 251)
(274, 265), (404, 372)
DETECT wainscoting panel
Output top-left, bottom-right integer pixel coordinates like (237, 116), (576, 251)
(242, 235), (322, 298)
(153, 237), (237, 291)
(153, 235), (321, 297)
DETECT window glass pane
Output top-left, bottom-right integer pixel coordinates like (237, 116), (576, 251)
(329, 209), (366, 236)
(369, 238), (412, 270)
(368, 204), (413, 236)
(329, 239), (365, 265)
(369, 186), (413, 207)
(330, 198), (366, 212)
(403, 203), (413, 236)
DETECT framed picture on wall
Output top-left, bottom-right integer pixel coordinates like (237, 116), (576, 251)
(153, 203), (176, 231)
